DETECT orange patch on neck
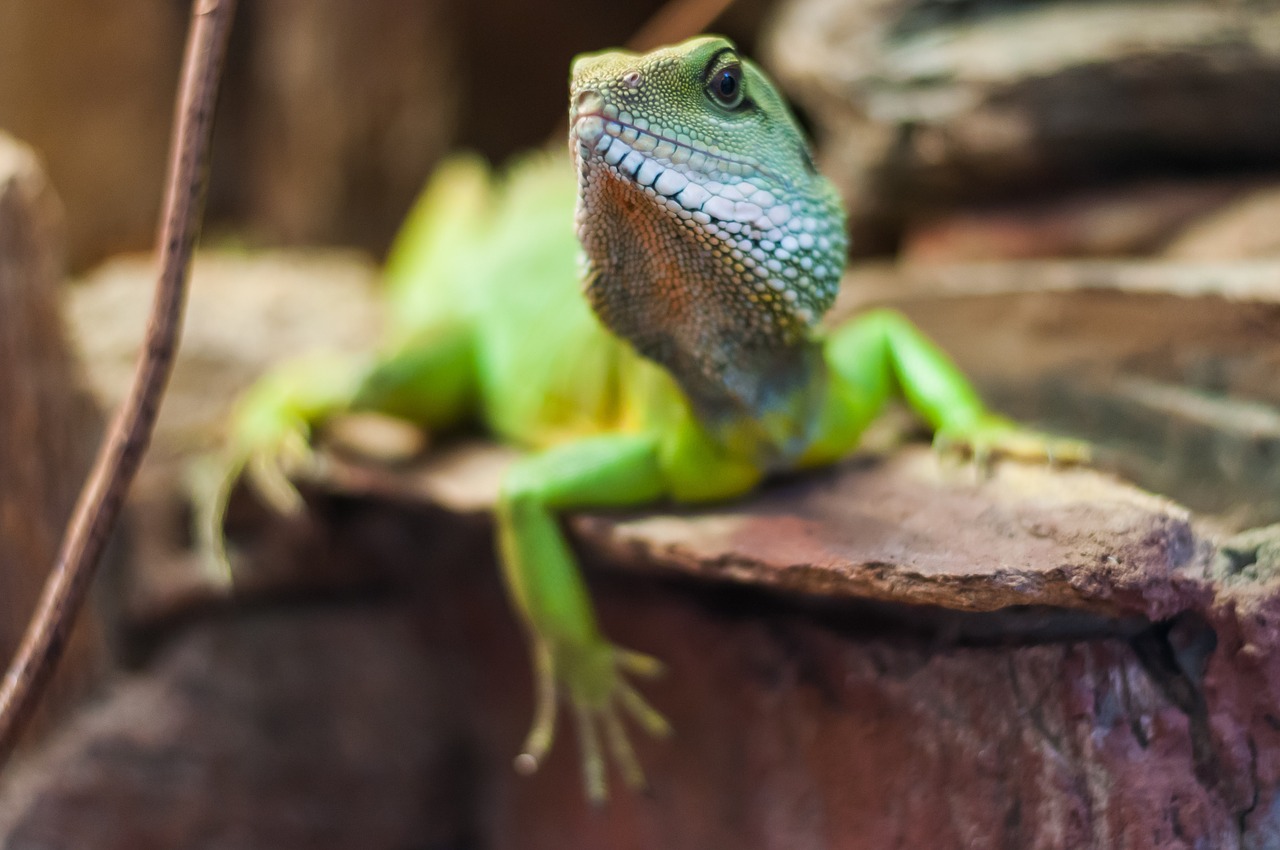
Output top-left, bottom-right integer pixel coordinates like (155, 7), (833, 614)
(594, 174), (699, 317)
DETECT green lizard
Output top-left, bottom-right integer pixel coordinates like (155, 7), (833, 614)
(215, 35), (1086, 800)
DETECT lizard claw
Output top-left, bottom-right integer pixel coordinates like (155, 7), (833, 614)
(934, 415), (1090, 470)
(244, 426), (319, 514)
(194, 423), (319, 582)
(193, 358), (346, 578)
(516, 639), (671, 803)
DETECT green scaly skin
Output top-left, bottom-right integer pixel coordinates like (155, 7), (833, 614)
(213, 36), (1088, 801)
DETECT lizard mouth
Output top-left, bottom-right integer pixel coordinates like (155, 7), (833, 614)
(571, 111), (793, 232)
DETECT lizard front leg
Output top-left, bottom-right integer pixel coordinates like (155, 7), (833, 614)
(203, 325), (477, 570)
(816, 308), (1089, 465)
(496, 433), (674, 802)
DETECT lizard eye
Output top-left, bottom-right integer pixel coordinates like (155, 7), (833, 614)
(708, 64), (744, 109)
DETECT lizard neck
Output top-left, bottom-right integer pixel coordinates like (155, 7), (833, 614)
(579, 174), (827, 454)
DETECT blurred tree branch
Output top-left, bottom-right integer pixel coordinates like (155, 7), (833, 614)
(626, 0), (737, 52)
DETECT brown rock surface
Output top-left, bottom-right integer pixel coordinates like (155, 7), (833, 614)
(901, 180), (1252, 262)
(357, 448), (1280, 849)
(581, 450), (1207, 618)
(68, 251), (383, 467)
(479, 591), (1245, 849)
(65, 250), (384, 624)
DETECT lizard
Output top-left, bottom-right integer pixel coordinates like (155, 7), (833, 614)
(212, 35), (1087, 801)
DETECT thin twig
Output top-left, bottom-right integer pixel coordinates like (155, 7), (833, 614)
(0, 0), (237, 767)
(625, 0), (737, 53)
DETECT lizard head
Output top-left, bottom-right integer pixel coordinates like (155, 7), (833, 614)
(569, 37), (847, 422)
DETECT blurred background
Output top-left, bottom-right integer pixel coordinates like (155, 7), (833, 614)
(0, 0), (767, 269)
(5, 0), (1280, 269)
(2, 0), (1280, 846)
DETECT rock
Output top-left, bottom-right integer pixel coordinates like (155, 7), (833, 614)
(69, 251), (383, 467)
(901, 180), (1250, 262)
(1164, 184), (1280, 260)
(0, 133), (105, 744)
(331, 446), (1279, 849)
(579, 448), (1208, 618)
(477, 591), (1246, 849)
(1215, 524), (1280, 584)
(765, 0), (1280, 254)
(2, 429), (1268, 849)
(7, 439), (1276, 848)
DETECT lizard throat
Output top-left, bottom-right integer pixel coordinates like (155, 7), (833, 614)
(572, 131), (833, 445)
(572, 111), (843, 343)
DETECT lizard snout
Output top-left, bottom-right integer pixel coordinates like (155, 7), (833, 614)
(570, 90), (606, 147)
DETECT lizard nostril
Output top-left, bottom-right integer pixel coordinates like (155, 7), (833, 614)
(574, 89), (604, 117)
(623, 71), (641, 88)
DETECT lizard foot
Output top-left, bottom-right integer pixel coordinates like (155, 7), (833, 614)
(934, 414), (1091, 470)
(194, 358), (349, 576)
(197, 415), (319, 578)
(515, 638), (671, 803)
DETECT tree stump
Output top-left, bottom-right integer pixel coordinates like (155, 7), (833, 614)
(2, 252), (1278, 849)
(4, 441), (1280, 848)
(0, 133), (105, 748)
